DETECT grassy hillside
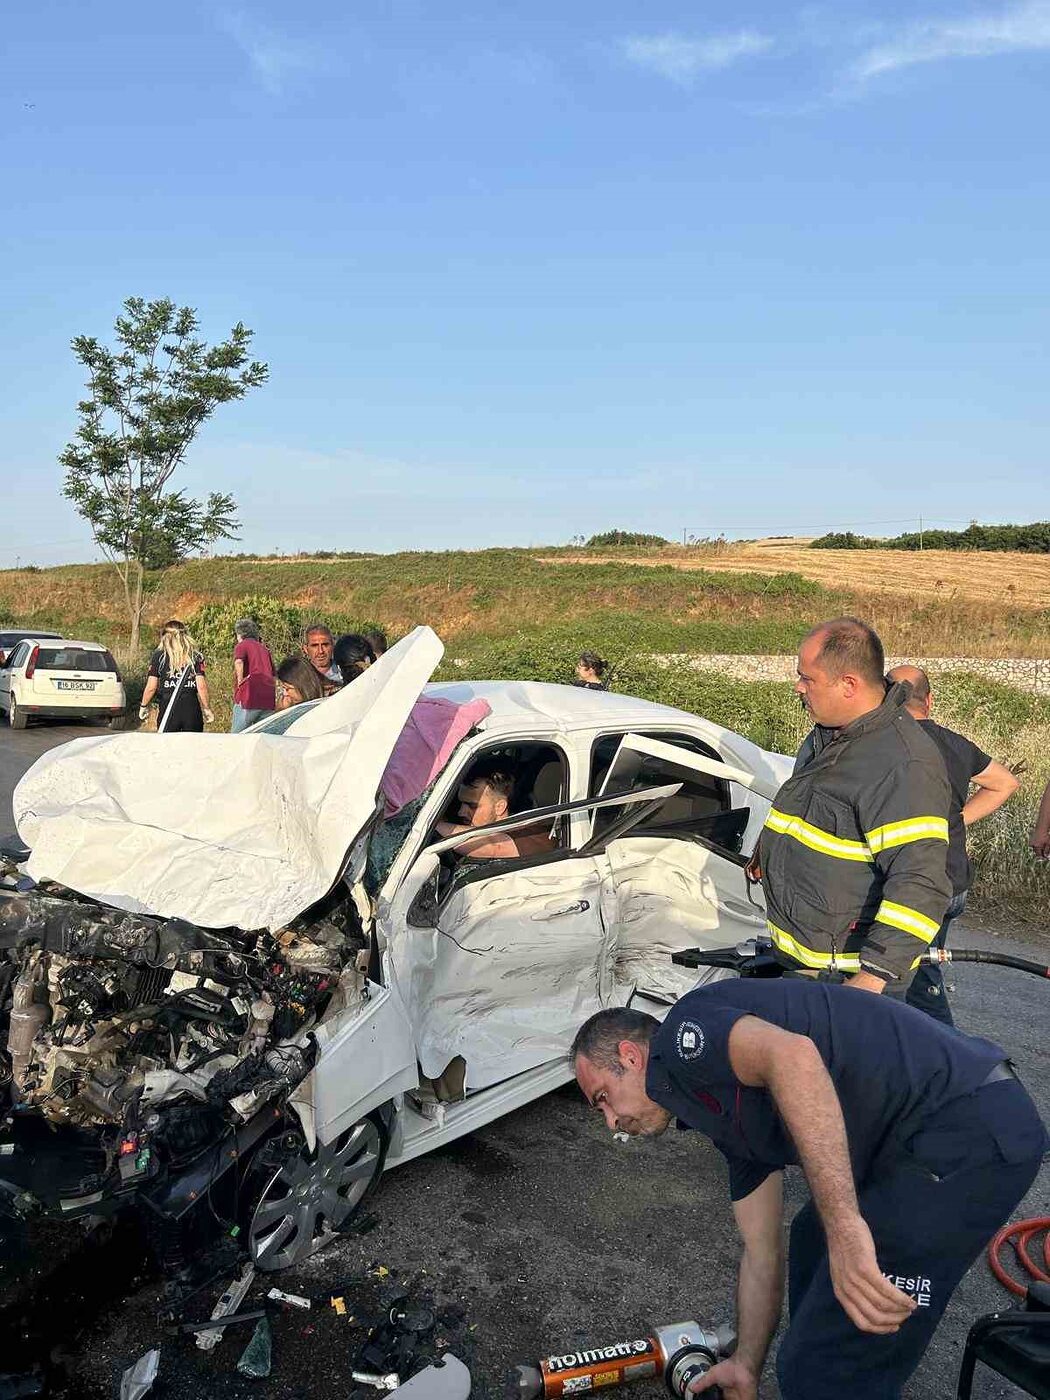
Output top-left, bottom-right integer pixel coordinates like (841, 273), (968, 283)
(3, 545), (1048, 661)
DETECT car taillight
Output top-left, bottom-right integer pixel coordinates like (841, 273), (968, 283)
(24, 646), (39, 679)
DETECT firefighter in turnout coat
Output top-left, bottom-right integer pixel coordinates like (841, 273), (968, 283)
(757, 619), (952, 993)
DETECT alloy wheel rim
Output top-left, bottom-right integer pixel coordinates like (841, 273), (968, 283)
(248, 1118), (382, 1271)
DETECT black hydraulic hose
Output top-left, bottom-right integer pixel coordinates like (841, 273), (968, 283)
(929, 948), (1050, 980)
(673, 942), (1050, 981)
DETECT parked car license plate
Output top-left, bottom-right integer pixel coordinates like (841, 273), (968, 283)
(55, 681), (98, 691)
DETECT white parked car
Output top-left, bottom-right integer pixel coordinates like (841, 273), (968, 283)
(0, 638), (126, 729)
(0, 629), (789, 1269)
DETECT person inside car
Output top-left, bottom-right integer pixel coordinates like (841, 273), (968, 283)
(435, 761), (554, 860)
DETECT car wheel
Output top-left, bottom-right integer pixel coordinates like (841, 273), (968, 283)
(9, 699), (27, 730)
(246, 1111), (387, 1272)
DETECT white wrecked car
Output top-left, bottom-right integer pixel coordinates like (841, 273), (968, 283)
(0, 628), (788, 1270)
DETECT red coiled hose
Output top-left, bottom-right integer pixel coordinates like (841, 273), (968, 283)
(988, 1218), (1050, 1297)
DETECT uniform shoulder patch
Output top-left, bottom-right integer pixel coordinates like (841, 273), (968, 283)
(675, 1019), (705, 1061)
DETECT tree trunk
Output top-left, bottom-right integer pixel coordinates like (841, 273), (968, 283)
(128, 559), (145, 657)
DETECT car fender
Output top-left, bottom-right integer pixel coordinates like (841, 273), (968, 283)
(292, 978), (418, 1149)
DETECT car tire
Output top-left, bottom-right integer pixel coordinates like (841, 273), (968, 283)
(245, 1109), (389, 1272)
(9, 698), (27, 730)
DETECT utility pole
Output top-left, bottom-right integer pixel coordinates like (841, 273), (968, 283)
(919, 515), (923, 552)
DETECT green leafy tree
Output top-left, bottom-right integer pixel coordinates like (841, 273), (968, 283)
(60, 297), (269, 654)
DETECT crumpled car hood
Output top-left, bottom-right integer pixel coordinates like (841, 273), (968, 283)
(13, 627), (444, 931)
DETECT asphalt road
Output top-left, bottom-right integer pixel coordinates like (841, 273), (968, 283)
(0, 724), (1047, 1399)
(0, 718), (100, 848)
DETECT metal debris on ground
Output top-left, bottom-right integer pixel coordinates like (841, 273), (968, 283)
(237, 1314), (273, 1379)
(118, 1348), (160, 1400)
(351, 1370), (400, 1391)
(266, 1287), (311, 1310)
(195, 1261), (256, 1350)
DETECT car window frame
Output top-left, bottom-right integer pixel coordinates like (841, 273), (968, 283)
(588, 728), (760, 857)
(416, 783), (681, 920)
(421, 737), (572, 856)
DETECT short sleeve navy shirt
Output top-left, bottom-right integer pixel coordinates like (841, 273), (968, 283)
(645, 979), (1006, 1201)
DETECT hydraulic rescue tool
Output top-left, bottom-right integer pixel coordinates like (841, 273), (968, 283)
(670, 937), (1050, 981)
(516, 1320), (736, 1399)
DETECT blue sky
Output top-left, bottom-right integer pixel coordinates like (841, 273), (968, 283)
(3, 1), (1049, 564)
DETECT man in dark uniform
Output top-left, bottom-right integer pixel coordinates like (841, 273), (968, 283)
(886, 664), (1019, 1023)
(572, 983), (1046, 1400)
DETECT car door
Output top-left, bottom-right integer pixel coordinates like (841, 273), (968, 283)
(382, 785), (678, 1093)
(594, 733), (772, 1000)
(0, 643), (26, 710)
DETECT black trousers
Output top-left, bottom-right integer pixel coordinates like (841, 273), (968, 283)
(776, 1078), (1046, 1400)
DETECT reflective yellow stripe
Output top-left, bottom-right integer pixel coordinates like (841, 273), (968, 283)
(763, 808), (873, 863)
(766, 921), (862, 972)
(865, 817), (949, 853)
(875, 899), (941, 944)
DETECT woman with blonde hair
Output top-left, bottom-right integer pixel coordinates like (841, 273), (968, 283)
(140, 620), (213, 733)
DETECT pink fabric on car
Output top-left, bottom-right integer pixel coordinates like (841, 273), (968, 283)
(380, 696), (492, 817)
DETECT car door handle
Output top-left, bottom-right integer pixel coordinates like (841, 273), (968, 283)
(532, 900), (590, 921)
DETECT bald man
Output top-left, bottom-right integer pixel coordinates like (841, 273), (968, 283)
(885, 665), (1018, 1024)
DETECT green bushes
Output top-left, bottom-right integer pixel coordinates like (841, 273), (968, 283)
(189, 595), (305, 671)
(585, 530), (668, 548)
(811, 522), (1050, 553)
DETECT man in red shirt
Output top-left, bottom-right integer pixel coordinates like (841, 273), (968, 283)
(231, 618), (276, 732)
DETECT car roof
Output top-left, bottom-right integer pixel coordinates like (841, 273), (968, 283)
(0, 629), (63, 641)
(425, 679), (720, 735)
(23, 638), (107, 650)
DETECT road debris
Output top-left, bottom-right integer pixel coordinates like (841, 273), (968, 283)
(267, 1287), (311, 1310)
(390, 1354), (472, 1399)
(194, 1261), (256, 1350)
(118, 1348), (159, 1400)
(352, 1370), (401, 1391)
(237, 1314), (273, 1379)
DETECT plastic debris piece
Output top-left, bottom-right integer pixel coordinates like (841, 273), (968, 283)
(237, 1316), (273, 1380)
(390, 1355), (471, 1399)
(196, 1262), (255, 1351)
(119, 1349), (160, 1400)
(267, 1287), (311, 1310)
(368, 1264), (391, 1279)
(331, 1296), (347, 1316)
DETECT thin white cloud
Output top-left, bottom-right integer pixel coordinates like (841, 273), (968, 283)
(850, 0), (1050, 81)
(217, 10), (321, 95)
(619, 30), (774, 84)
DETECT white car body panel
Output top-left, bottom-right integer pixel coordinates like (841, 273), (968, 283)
(303, 978), (419, 1147)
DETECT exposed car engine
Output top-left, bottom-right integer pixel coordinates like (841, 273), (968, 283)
(0, 869), (368, 1208)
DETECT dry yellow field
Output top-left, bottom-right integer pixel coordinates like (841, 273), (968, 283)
(543, 544), (1050, 609)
